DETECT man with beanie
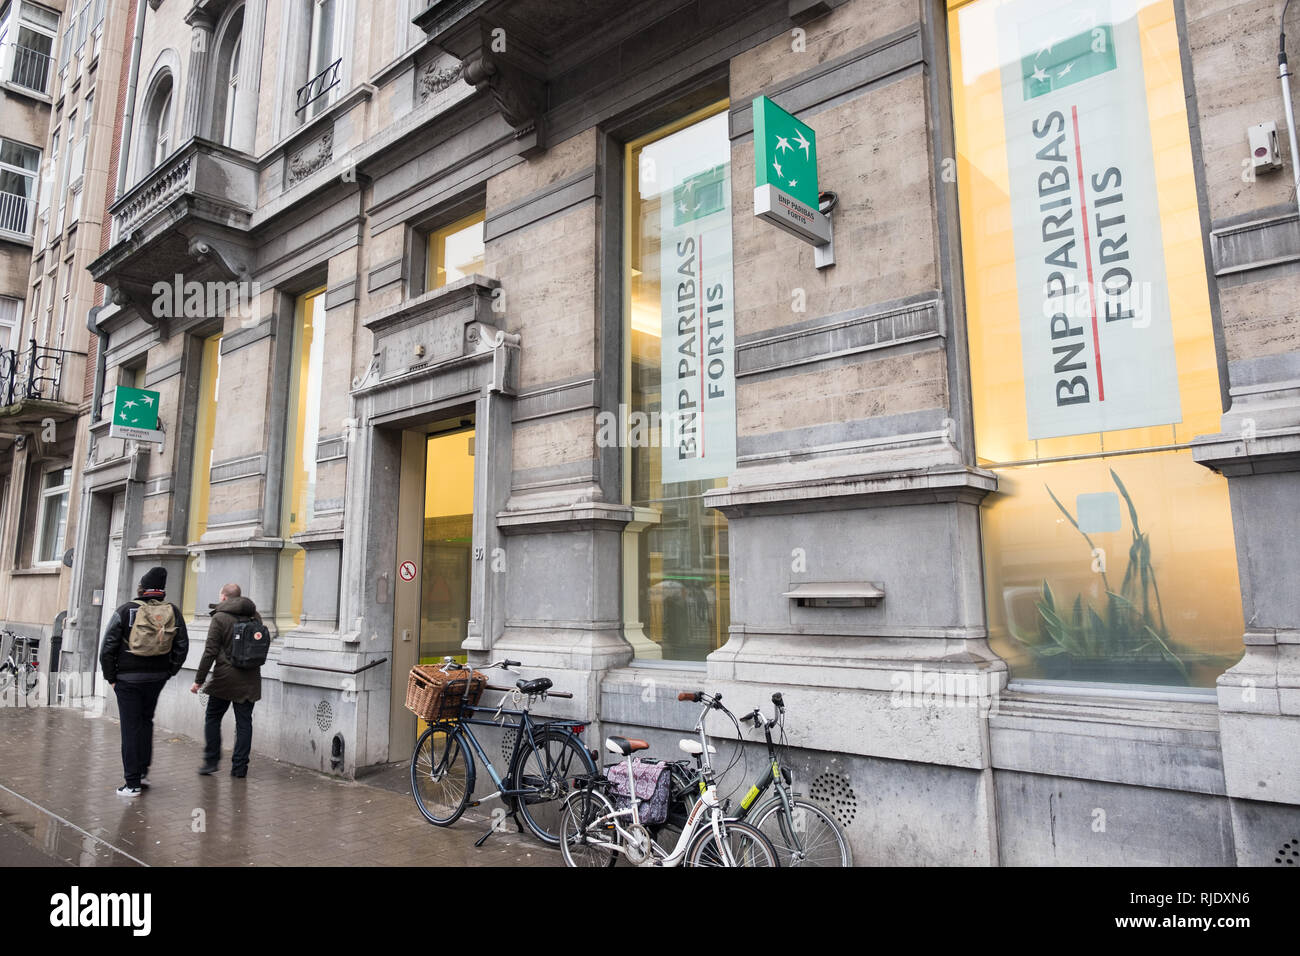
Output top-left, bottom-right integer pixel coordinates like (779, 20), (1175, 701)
(100, 566), (189, 796)
(191, 583), (266, 778)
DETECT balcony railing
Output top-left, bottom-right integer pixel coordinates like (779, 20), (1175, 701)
(0, 190), (35, 237)
(4, 42), (52, 95)
(296, 57), (342, 114)
(0, 340), (76, 407)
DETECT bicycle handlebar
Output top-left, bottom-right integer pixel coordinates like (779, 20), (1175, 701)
(677, 691), (701, 702)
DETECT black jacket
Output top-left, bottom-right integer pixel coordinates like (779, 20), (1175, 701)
(195, 596), (266, 703)
(100, 599), (189, 683)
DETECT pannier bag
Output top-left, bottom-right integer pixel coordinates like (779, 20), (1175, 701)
(405, 664), (487, 722)
(126, 601), (177, 657)
(229, 618), (271, 669)
(605, 757), (672, 826)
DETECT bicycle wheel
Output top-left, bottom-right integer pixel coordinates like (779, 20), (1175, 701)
(559, 787), (619, 867)
(685, 818), (780, 867)
(509, 726), (596, 844)
(21, 665), (39, 695)
(410, 724), (474, 826)
(750, 796), (852, 867)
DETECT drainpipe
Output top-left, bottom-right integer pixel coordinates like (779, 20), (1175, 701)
(116, 0), (147, 201)
(87, 304), (108, 424)
(1282, 0), (1300, 221)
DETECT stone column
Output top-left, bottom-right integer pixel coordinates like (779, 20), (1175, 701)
(232, 0), (266, 153)
(182, 8), (216, 141)
(1193, 375), (1300, 865)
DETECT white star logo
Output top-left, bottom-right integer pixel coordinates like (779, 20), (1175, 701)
(787, 180), (797, 188)
(1057, 62), (1073, 78)
(1032, 66), (1049, 83)
(140, 395), (154, 406)
(118, 410), (128, 422)
(774, 134), (792, 154)
(793, 129), (811, 159)
(772, 159), (783, 179)
(123, 400), (137, 409)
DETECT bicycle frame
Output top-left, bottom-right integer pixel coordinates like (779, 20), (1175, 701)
(452, 699), (583, 800)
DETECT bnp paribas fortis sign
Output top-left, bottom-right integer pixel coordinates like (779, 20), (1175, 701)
(752, 95), (830, 245)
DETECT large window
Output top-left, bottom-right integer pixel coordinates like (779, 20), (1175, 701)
(182, 336), (221, 621)
(948, 0), (1242, 688)
(623, 102), (733, 662)
(35, 465), (70, 564)
(275, 288), (327, 630)
(425, 211), (485, 292)
(0, 1), (58, 94)
(0, 137), (39, 236)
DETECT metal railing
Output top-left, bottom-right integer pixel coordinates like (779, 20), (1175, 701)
(295, 56), (342, 114)
(0, 190), (35, 236)
(5, 42), (52, 94)
(0, 340), (78, 407)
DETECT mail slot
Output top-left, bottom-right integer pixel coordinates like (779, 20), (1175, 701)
(783, 582), (884, 608)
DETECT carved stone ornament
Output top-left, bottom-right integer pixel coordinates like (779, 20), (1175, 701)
(287, 130), (334, 185)
(419, 60), (467, 102)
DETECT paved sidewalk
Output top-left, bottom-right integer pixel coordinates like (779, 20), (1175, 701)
(0, 707), (560, 867)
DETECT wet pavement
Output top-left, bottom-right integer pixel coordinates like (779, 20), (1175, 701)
(0, 707), (561, 867)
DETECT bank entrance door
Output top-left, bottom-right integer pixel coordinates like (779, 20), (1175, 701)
(388, 421), (476, 760)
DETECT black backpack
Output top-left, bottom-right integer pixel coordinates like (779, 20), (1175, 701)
(228, 617), (270, 669)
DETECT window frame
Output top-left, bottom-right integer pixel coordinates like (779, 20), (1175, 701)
(33, 462), (71, 566)
(0, 135), (40, 237)
(618, 96), (734, 663)
(424, 209), (486, 294)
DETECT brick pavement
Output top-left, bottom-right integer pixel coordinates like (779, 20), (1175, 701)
(0, 707), (561, 867)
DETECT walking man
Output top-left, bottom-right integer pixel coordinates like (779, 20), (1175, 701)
(100, 566), (190, 796)
(191, 583), (267, 778)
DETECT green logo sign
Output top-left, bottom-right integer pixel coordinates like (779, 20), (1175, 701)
(1021, 24), (1116, 100)
(110, 385), (163, 443)
(753, 95), (819, 210)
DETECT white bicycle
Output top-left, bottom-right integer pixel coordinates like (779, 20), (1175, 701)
(557, 691), (779, 867)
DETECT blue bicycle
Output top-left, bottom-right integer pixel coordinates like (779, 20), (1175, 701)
(410, 658), (596, 845)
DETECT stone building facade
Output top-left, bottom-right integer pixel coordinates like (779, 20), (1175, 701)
(51, 0), (1300, 865)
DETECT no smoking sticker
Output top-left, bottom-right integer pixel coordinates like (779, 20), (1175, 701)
(398, 561), (417, 582)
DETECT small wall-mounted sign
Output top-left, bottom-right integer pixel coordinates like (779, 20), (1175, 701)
(753, 95), (831, 247)
(109, 385), (163, 444)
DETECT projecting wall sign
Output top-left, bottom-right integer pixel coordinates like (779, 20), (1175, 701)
(109, 386), (163, 444)
(752, 95), (831, 247)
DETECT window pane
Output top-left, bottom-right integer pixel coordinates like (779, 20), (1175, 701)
(947, 0), (1242, 687)
(0, 139), (40, 171)
(625, 104), (732, 662)
(426, 212), (485, 291)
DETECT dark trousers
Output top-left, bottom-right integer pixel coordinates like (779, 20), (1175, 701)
(204, 696), (254, 773)
(114, 679), (166, 787)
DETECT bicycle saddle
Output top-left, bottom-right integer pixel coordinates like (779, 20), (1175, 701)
(516, 677), (553, 695)
(605, 736), (650, 756)
(678, 739), (717, 756)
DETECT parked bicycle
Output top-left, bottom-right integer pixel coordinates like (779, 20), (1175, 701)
(409, 658), (596, 845)
(557, 690), (779, 867)
(628, 691), (852, 866)
(0, 631), (39, 695)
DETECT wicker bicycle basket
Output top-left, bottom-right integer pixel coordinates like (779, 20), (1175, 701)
(405, 665), (487, 722)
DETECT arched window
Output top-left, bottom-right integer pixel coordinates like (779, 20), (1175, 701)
(139, 73), (174, 177)
(211, 8), (245, 148)
(225, 38), (241, 144)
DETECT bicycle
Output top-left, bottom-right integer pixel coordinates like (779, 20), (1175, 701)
(732, 692), (853, 866)
(0, 631), (39, 695)
(557, 690), (780, 867)
(409, 657), (597, 846)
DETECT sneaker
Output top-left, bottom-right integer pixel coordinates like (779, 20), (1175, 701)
(116, 785), (142, 797)
(230, 770), (246, 779)
(197, 763), (218, 775)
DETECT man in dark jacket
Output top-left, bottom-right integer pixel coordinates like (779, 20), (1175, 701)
(191, 583), (266, 778)
(100, 566), (189, 796)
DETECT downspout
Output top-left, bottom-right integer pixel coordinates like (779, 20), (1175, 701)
(1282, 0), (1300, 221)
(115, 0), (147, 200)
(87, 304), (108, 425)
